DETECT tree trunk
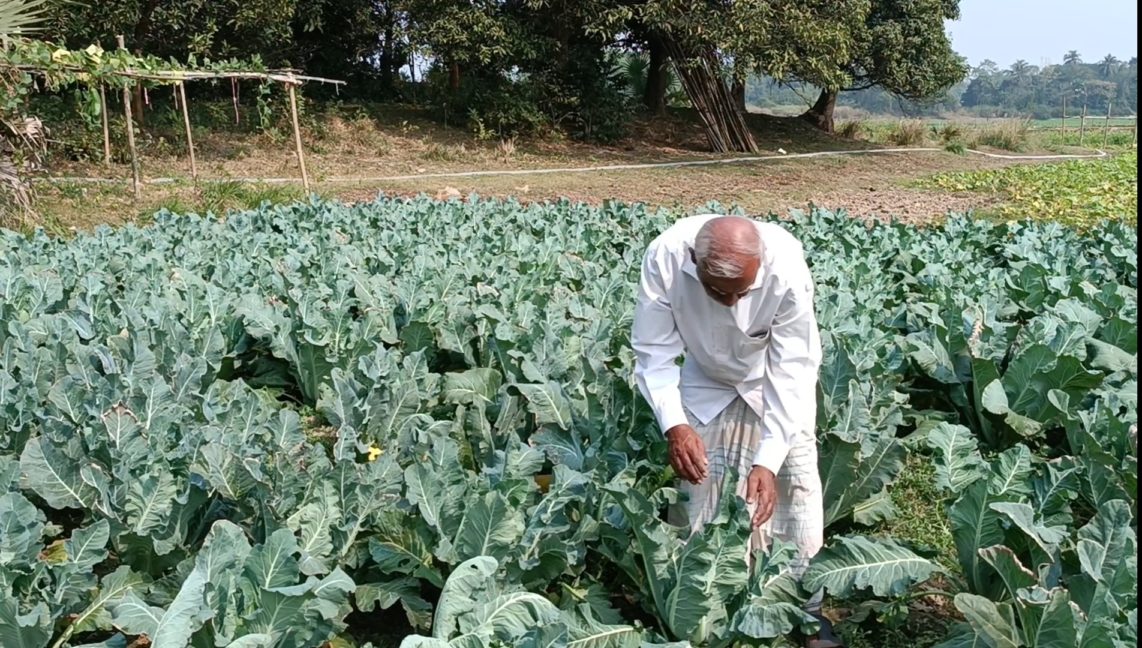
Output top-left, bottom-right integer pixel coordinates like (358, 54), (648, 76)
(662, 36), (757, 153)
(731, 76), (746, 111)
(380, 5), (397, 94)
(644, 34), (669, 116)
(129, 0), (160, 127)
(801, 88), (838, 133)
(449, 61), (461, 93)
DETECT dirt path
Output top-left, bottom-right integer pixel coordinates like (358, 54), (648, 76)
(32, 110), (1073, 230)
(331, 150), (1020, 223)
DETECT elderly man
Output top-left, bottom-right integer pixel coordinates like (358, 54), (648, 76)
(631, 214), (841, 648)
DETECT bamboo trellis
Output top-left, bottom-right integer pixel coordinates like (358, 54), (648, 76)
(6, 38), (346, 196)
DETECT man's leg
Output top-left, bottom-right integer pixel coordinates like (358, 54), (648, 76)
(763, 436), (841, 647)
(763, 435), (824, 596)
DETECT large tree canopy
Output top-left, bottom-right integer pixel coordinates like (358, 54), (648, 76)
(21, 0), (1132, 145)
(795, 0), (968, 132)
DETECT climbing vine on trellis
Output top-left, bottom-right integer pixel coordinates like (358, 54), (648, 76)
(0, 36), (342, 227)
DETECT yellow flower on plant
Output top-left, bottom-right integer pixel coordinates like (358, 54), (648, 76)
(367, 445), (383, 461)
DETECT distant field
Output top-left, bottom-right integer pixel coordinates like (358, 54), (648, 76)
(918, 149), (1138, 226)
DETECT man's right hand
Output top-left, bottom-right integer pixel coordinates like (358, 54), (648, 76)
(666, 424), (709, 484)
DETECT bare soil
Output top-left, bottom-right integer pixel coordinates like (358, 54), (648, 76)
(27, 106), (1054, 232)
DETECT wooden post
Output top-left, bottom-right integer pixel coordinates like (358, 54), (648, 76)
(117, 35), (141, 199)
(1061, 96), (1066, 138)
(1102, 102), (1112, 147)
(1078, 102), (1087, 146)
(178, 81), (197, 181)
(287, 81), (310, 191)
(1132, 117), (1137, 147)
(99, 84), (111, 167)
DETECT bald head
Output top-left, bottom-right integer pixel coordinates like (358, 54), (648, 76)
(690, 216), (763, 307)
(693, 216), (763, 279)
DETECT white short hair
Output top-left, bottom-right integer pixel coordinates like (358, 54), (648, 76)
(694, 218), (763, 278)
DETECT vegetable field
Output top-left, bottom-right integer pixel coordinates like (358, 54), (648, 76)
(920, 151), (1138, 227)
(1, 197), (1136, 648)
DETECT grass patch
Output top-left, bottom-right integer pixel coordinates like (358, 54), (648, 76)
(877, 454), (957, 572)
(969, 120), (1030, 152)
(836, 119), (866, 140)
(840, 613), (953, 648)
(885, 120), (928, 146)
(917, 150), (1138, 226)
(21, 179), (314, 236)
(198, 181), (306, 214)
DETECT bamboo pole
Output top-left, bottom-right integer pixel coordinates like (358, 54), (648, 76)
(1079, 102), (1087, 146)
(1102, 102), (1112, 147)
(2, 64), (345, 86)
(287, 81), (310, 191)
(99, 84), (110, 167)
(117, 36), (141, 199)
(178, 82), (197, 181)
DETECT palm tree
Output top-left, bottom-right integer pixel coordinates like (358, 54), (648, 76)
(0, 0), (50, 40)
(0, 0), (53, 226)
(1063, 50), (1082, 66)
(1008, 59), (1031, 80)
(1099, 54), (1120, 78)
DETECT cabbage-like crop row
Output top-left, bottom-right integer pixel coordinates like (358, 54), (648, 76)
(0, 198), (1136, 648)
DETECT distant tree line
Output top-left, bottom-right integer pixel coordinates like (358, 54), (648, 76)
(30, 1), (1131, 148)
(746, 52), (1138, 119)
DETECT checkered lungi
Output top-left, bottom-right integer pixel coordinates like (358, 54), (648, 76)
(667, 397), (825, 611)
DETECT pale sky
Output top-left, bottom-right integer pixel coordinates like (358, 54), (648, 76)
(947, 0), (1138, 69)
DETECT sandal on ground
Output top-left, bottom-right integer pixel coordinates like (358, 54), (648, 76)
(802, 612), (845, 648)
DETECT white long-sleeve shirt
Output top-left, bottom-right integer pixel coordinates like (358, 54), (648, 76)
(631, 215), (822, 475)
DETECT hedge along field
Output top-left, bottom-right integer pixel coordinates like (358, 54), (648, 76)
(0, 197), (1137, 648)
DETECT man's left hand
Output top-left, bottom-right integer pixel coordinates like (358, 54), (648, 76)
(745, 465), (777, 528)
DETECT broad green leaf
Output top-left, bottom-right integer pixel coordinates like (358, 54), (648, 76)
(19, 437), (105, 511)
(243, 528), (301, 590)
(66, 566), (147, 636)
(802, 535), (940, 598)
(1085, 338), (1136, 373)
(1002, 344), (1057, 413)
(454, 491), (525, 563)
(126, 470), (180, 536)
(241, 591), (308, 641)
(927, 423), (987, 494)
(1020, 587), (1080, 648)
(729, 600), (818, 640)
(989, 502), (1067, 555)
(931, 623), (986, 648)
(564, 611), (643, 648)
(988, 445), (1033, 499)
(510, 382), (573, 429)
(949, 480), (1006, 595)
(0, 599), (50, 648)
(0, 491), (45, 568)
(851, 488), (897, 526)
(287, 480), (340, 576)
(64, 518), (111, 569)
(953, 594), (1020, 648)
(442, 368), (502, 405)
(819, 435), (906, 527)
(431, 556), (499, 639)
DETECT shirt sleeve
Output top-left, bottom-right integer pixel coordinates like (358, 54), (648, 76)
(631, 244), (689, 434)
(751, 275), (822, 475)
